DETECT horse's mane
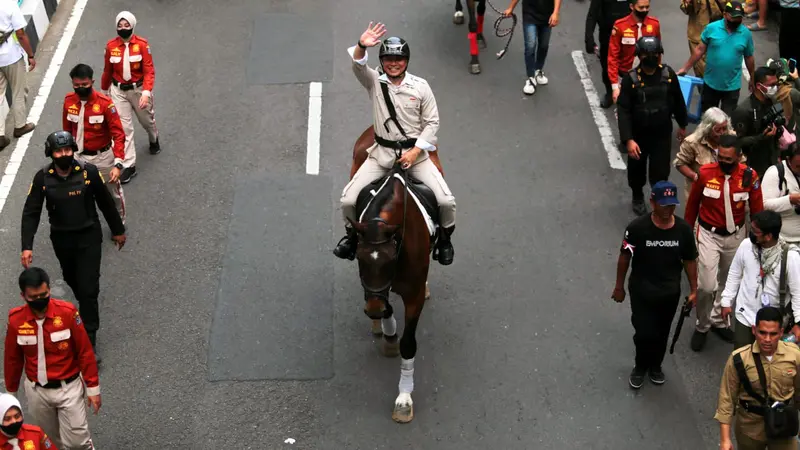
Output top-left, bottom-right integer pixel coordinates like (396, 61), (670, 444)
(362, 174), (400, 222)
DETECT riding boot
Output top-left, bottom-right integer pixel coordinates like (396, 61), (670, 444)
(333, 227), (358, 260)
(435, 226), (455, 266)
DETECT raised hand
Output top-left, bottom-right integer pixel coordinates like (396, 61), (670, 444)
(360, 22), (387, 47)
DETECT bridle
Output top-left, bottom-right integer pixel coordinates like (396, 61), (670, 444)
(359, 158), (410, 316)
(485, 0), (517, 60)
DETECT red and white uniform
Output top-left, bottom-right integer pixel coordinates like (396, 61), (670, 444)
(607, 14), (661, 90)
(0, 424), (58, 450)
(100, 35), (155, 95)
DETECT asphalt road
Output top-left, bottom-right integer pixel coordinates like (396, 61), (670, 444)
(0, 0), (786, 448)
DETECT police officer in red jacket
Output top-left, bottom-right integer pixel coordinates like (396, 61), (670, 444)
(4, 268), (100, 450)
(0, 393), (58, 450)
(607, 0), (661, 104)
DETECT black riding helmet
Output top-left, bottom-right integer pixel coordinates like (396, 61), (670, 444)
(379, 37), (410, 60)
(44, 130), (78, 157)
(635, 36), (664, 56)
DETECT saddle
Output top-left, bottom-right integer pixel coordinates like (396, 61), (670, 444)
(355, 164), (439, 237)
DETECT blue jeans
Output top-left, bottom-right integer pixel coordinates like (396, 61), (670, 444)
(523, 22), (551, 77)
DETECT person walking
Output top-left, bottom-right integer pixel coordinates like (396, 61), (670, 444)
(612, 181), (698, 388)
(679, 0), (723, 78)
(762, 143), (800, 243)
(607, 0), (661, 104)
(4, 267), (100, 450)
(584, 0), (632, 107)
(100, 10), (160, 185)
(0, 0), (36, 150)
(503, 0), (563, 95)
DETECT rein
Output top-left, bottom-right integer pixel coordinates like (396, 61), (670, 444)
(485, 0), (517, 59)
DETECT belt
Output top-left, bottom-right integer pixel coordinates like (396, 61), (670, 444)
(112, 79), (143, 91)
(80, 143), (111, 156)
(31, 373), (80, 389)
(374, 135), (417, 150)
(739, 399), (766, 416)
(699, 218), (743, 237)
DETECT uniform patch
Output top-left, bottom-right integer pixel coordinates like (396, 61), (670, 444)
(147, 45), (151, 54)
(132, 44), (140, 52)
(646, 24), (653, 32)
(53, 316), (63, 328)
(57, 341), (69, 350)
(622, 240), (635, 255)
(92, 104), (101, 113)
(133, 63), (140, 70)
(43, 436), (52, 448)
(110, 106), (117, 114)
(18, 328), (35, 335)
(67, 104), (80, 114)
(23, 440), (34, 450)
(111, 48), (121, 57)
(74, 311), (82, 326)
(753, 180), (761, 190)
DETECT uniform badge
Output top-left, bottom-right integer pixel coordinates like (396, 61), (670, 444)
(132, 44), (140, 52)
(57, 342), (69, 350)
(94, 124), (102, 130)
(53, 316), (63, 328)
(43, 435), (52, 448)
(74, 311), (82, 326)
(754, 180), (761, 190)
(147, 46), (151, 54)
(92, 104), (101, 113)
(110, 106), (117, 114)
(23, 440), (35, 450)
(133, 63), (140, 70)
(646, 24), (653, 32)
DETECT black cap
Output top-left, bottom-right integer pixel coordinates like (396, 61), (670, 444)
(725, 1), (745, 17)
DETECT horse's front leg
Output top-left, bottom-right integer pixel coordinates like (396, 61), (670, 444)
(467, 0), (481, 74)
(454, 0), (465, 24)
(392, 295), (425, 423)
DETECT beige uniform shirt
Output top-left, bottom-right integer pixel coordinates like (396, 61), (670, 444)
(673, 133), (746, 199)
(348, 45), (440, 168)
(715, 341), (800, 441)
(681, 0), (723, 43)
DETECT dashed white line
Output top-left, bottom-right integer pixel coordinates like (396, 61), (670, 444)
(0, 0), (90, 214)
(306, 82), (322, 175)
(571, 50), (626, 171)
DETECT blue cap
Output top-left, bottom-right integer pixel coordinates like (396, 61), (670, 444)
(651, 181), (680, 206)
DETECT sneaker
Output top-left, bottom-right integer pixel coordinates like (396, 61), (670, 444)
(690, 330), (708, 352)
(120, 166), (137, 184)
(648, 367), (665, 385)
(629, 367), (646, 389)
(632, 198), (648, 216)
(523, 77), (536, 95)
(534, 70), (549, 85)
(149, 139), (161, 155)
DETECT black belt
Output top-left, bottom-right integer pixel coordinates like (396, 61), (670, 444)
(699, 218), (743, 237)
(80, 143), (111, 156)
(31, 373), (80, 389)
(112, 79), (143, 91)
(739, 399), (767, 416)
(374, 135), (417, 150)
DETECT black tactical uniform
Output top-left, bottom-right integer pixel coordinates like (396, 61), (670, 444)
(618, 37), (689, 215)
(21, 131), (125, 354)
(585, 0), (631, 108)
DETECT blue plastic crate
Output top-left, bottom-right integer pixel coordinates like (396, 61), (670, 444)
(678, 75), (704, 124)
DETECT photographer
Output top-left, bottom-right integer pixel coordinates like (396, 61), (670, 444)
(763, 143), (800, 243)
(732, 66), (784, 179)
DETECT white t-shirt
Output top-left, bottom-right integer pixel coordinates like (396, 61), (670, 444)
(0, 1), (27, 67)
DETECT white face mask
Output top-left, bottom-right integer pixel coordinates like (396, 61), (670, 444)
(761, 84), (778, 99)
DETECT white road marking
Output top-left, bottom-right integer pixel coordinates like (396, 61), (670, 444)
(570, 50), (626, 171)
(306, 82), (322, 175)
(0, 0), (90, 214)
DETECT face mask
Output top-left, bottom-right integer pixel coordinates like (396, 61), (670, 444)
(26, 296), (50, 313)
(74, 87), (92, 98)
(725, 19), (742, 30)
(760, 85), (778, 99)
(53, 155), (73, 171)
(719, 161), (737, 174)
(633, 9), (648, 20)
(117, 29), (133, 39)
(750, 231), (760, 246)
(0, 420), (22, 437)
(641, 56), (659, 69)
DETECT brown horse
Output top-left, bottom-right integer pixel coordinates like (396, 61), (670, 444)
(453, 0), (488, 74)
(347, 126), (441, 423)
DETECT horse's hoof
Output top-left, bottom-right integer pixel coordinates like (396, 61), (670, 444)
(425, 282), (431, 300)
(382, 337), (400, 357)
(453, 11), (464, 24)
(469, 63), (481, 74)
(477, 34), (487, 49)
(392, 399), (414, 423)
(371, 319), (383, 337)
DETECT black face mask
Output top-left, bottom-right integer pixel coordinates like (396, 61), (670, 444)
(26, 296), (50, 313)
(750, 231), (760, 246)
(0, 420), (22, 437)
(633, 9), (648, 20)
(641, 56), (659, 69)
(725, 19), (742, 30)
(117, 29), (133, 39)
(53, 155), (73, 171)
(74, 87), (92, 98)
(719, 161), (737, 174)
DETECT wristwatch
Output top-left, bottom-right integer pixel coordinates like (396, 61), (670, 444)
(357, 40), (367, 49)
(114, 163), (123, 170)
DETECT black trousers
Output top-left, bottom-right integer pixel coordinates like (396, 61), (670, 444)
(630, 289), (681, 371)
(599, 27), (613, 96)
(627, 133), (672, 198)
(700, 83), (740, 117)
(51, 236), (102, 333)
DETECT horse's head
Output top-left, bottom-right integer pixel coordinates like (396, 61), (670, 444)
(348, 216), (402, 320)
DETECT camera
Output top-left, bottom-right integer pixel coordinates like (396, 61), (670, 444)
(763, 103), (787, 131)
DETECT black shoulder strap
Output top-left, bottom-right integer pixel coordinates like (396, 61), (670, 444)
(661, 65), (670, 83)
(753, 353), (772, 404)
(778, 162), (787, 195)
(379, 81), (407, 138)
(780, 244), (790, 310)
(734, 352), (767, 404)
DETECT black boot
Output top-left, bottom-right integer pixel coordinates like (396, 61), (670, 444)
(333, 228), (358, 260)
(600, 92), (613, 109)
(87, 331), (102, 364)
(434, 226), (455, 266)
(149, 138), (161, 155)
(632, 193), (648, 216)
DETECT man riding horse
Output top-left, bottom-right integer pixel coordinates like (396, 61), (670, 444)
(334, 22), (457, 265)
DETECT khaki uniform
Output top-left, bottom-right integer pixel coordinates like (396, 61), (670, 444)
(680, 0), (723, 78)
(341, 46), (456, 228)
(674, 133), (747, 201)
(697, 226), (747, 331)
(75, 151), (126, 224)
(715, 341), (800, 449)
(110, 84), (158, 168)
(0, 57), (28, 137)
